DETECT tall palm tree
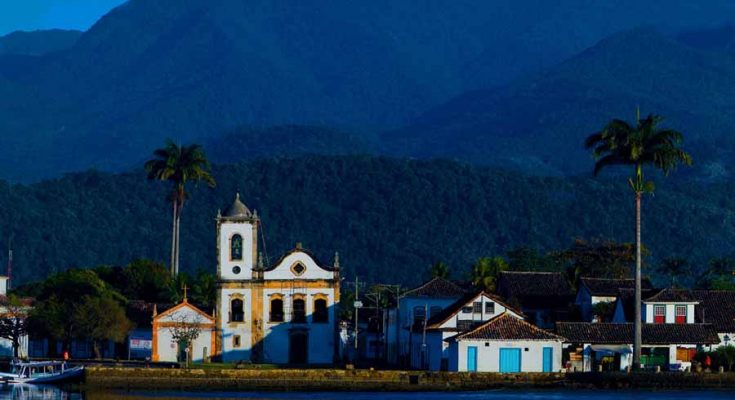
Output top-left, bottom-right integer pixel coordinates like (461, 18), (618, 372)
(585, 112), (692, 370)
(145, 140), (216, 276)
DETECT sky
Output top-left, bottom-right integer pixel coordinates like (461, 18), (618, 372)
(0, 0), (126, 35)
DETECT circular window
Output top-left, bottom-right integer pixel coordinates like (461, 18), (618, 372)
(232, 266), (241, 274)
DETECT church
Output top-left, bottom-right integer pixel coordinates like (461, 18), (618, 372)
(214, 193), (341, 364)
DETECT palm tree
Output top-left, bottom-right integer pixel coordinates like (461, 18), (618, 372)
(429, 262), (450, 279)
(145, 140), (216, 276)
(470, 257), (508, 292)
(585, 112), (692, 370)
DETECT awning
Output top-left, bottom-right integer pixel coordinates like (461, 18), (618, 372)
(590, 344), (631, 354)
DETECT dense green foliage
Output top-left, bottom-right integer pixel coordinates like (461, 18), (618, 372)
(1, 156), (734, 287)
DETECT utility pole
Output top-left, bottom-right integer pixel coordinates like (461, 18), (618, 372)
(6, 234), (12, 290)
(354, 276), (359, 350)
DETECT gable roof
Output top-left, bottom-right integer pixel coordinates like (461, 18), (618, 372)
(153, 299), (214, 323)
(497, 271), (573, 307)
(644, 288), (698, 303)
(692, 290), (735, 332)
(556, 322), (720, 345)
(403, 277), (466, 298)
(425, 291), (523, 329)
(580, 277), (653, 297)
(451, 313), (565, 341)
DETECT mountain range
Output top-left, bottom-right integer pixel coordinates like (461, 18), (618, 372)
(1, 1), (735, 181)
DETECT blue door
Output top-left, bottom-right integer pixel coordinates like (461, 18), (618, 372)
(499, 348), (521, 373)
(542, 347), (553, 372)
(467, 346), (478, 372)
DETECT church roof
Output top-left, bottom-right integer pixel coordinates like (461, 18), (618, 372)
(153, 298), (215, 323)
(222, 193), (253, 219)
(262, 246), (338, 272)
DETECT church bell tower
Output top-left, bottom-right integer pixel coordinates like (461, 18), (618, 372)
(217, 193), (259, 281)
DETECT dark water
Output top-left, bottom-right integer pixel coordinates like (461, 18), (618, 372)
(2, 386), (734, 400)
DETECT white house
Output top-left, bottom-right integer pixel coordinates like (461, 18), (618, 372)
(152, 297), (215, 363)
(447, 313), (565, 373)
(216, 193), (340, 364)
(557, 321), (720, 372)
(421, 291), (522, 370)
(384, 277), (466, 366)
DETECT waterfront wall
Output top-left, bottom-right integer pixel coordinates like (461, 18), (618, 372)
(83, 367), (564, 391)
(83, 367), (735, 391)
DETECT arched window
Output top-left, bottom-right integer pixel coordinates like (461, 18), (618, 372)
(313, 298), (328, 323)
(292, 299), (306, 323)
(270, 298), (284, 322)
(231, 234), (243, 260)
(231, 299), (244, 322)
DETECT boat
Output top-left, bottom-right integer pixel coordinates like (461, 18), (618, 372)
(0, 361), (84, 384)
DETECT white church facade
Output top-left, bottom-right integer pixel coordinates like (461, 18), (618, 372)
(215, 193), (340, 364)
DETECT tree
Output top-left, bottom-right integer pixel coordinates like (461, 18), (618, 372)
(585, 112), (692, 370)
(168, 313), (203, 367)
(73, 295), (133, 359)
(27, 269), (130, 357)
(429, 262), (450, 279)
(0, 295), (29, 358)
(122, 259), (173, 303)
(506, 246), (562, 272)
(696, 257), (735, 290)
(716, 345), (735, 372)
(190, 269), (217, 311)
(145, 140), (216, 276)
(559, 238), (637, 286)
(470, 257), (508, 292)
(656, 257), (690, 288)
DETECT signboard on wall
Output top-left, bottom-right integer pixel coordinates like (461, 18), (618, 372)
(130, 338), (152, 350)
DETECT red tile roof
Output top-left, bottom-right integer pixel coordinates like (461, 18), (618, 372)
(452, 313), (565, 341)
(556, 322), (720, 345)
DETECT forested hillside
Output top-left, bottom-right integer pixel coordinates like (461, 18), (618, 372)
(0, 156), (732, 287)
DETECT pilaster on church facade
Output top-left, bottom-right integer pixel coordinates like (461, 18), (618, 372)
(215, 193), (340, 364)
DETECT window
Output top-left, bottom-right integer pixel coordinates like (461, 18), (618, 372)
(430, 306), (442, 318)
(461, 306), (473, 314)
(291, 263), (306, 276)
(233, 335), (241, 348)
(472, 302), (482, 313)
(270, 298), (284, 322)
(293, 299), (306, 323)
(232, 265), (241, 275)
(313, 298), (328, 323)
(413, 306), (426, 325)
(230, 298), (244, 322)
(485, 302), (495, 314)
(231, 234), (243, 260)
(675, 305), (687, 324)
(654, 305), (666, 324)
